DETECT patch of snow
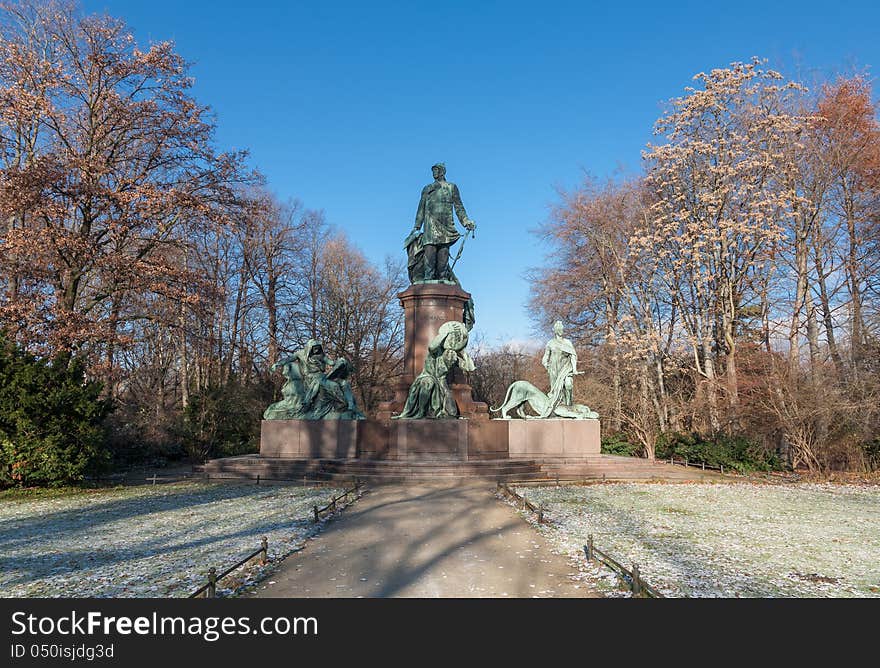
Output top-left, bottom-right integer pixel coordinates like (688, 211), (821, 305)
(0, 481), (344, 598)
(511, 482), (880, 598)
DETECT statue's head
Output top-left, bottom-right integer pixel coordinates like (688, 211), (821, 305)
(431, 162), (446, 179)
(553, 320), (564, 336)
(438, 320), (468, 351)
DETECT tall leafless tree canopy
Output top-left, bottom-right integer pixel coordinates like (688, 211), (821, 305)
(0, 1), (404, 462)
(529, 59), (880, 472)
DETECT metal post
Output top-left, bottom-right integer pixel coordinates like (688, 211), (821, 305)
(702, 462), (705, 470)
(313, 505), (319, 523)
(586, 534), (594, 561)
(260, 536), (268, 565)
(720, 464), (724, 474)
(632, 563), (641, 596)
(684, 458), (688, 468)
(256, 474), (260, 485)
(207, 567), (217, 598)
(537, 508), (544, 524)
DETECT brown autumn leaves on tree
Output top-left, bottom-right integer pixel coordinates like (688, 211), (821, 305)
(0, 1), (404, 462)
(531, 59), (880, 472)
(0, 0), (247, 357)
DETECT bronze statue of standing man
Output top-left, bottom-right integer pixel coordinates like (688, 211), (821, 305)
(408, 163), (476, 281)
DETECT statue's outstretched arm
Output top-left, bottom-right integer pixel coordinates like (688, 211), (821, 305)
(453, 184), (475, 230)
(414, 188), (427, 232)
(271, 354), (297, 371)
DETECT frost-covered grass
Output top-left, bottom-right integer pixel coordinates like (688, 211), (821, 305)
(0, 481), (343, 598)
(516, 482), (880, 598)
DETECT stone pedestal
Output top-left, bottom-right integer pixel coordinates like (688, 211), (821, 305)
(260, 418), (511, 461)
(260, 420), (358, 459)
(393, 420), (468, 460)
(377, 282), (488, 420)
(507, 419), (601, 460)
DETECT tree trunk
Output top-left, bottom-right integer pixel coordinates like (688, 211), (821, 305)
(179, 320), (189, 410)
(606, 316), (623, 432)
(227, 262), (248, 381)
(105, 293), (122, 399)
(700, 337), (720, 433)
(267, 274), (278, 369)
(788, 221), (809, 374)
(844, 188), (865, 370)
(805, 290), (821, 384)
(812, 237), (843, 375)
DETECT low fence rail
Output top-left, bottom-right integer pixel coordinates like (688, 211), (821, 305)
(496, 482), (664, 598)
(666, 457), (726, 474)
(190, 537), (270, 599)
(313, 481), (363, 523)
(190, 481), (364, 598)
(85, 471), (196, 485)
(584, 534), (663, 598)
(497, 482), (547, 523)
(202, 473), (345, 487)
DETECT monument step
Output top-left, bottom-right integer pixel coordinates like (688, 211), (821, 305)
(318, 458), (540, 468)
(200, 455), (724, 483)
(200, 455), (544, 482)
(538, 456), (725, 480)
(204, 469), (545, 483)
(206, 458), (540, 470)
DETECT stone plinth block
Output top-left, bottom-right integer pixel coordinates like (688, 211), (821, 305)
(261, 418), (514, 462)
(356, 420), (391, 460)
(260, 420), (359, 459)
(507, 419), (601, 460)
(466, 419), (511, 460)
(261, 418), (601, 462)
(394, 419), (468, 460)
(399, 282), (471, 381)
(378, 282), (489, 420)
(388, 419), (510, 460)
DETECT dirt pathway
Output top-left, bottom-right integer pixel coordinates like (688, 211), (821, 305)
(248, 482), (601, 598)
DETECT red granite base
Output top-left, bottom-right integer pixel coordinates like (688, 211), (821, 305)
(260, 418), (509, 462)
(376, 282), (488, 421)
(259, 418), (598, 462)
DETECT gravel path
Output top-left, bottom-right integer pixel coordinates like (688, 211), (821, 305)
(249, 482), (602, 598)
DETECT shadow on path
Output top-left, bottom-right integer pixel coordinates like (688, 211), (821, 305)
(250, 482), (602, 599)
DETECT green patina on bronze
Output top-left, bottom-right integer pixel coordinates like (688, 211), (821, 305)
(491, 321), (599, 420)
(405, 163), (476, 282)
(264, 340), (365, 420)
(543, 319), (579, 407)
(393, 321), (475, 420)
(404, 163), (477, 329)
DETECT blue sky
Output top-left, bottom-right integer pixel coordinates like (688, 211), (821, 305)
(83, 0), (880, 346)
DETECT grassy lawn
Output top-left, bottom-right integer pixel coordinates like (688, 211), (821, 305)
(516, 482), (880, 598)
(0, 481), (343, 598)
